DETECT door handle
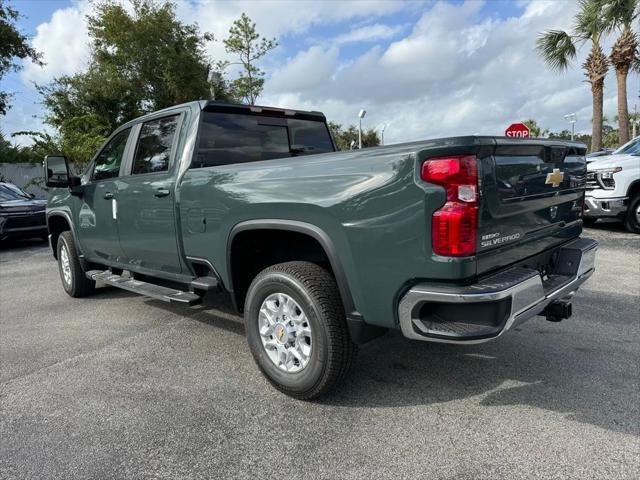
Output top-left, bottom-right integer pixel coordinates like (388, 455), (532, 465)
(154, 188), (170, 198)
(103, 192), (114, 200)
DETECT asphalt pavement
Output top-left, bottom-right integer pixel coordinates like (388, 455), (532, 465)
(1, 221), (638, 479)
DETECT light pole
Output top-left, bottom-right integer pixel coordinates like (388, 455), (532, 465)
(564, 113), (577, 141)
(379, 123), (387, 146)
(358, 109), (366, 149)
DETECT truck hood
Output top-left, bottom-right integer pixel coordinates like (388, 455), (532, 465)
(586, 154), (638, 170)
(0, 198), (47, 213)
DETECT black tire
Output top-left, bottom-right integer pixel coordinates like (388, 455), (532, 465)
(244, 261), (356, 400)
(57, 231), (95, 297)
(582, 217), (597, 227)
(623, 195), (640, 233)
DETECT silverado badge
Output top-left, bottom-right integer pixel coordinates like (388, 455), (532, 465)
(545, 168), (564, 187)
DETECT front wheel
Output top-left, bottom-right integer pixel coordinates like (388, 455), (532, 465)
(624, 195), (640, 233)
(244, 261), (356, 400)
(57, 231), (95, 297)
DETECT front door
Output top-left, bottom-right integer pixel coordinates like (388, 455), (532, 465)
(115, 114), (183, 275)
(76, 127), (132, 263)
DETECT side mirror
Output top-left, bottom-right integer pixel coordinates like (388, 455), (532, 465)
(44, 155), (71, 188)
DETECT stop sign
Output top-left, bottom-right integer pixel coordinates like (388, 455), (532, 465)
(505, 123), (530, 138)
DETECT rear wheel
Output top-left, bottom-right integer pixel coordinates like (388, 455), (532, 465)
(244, 261), (356, 400)
(57, 231), (95, 297)
(624, 195), (640, 233)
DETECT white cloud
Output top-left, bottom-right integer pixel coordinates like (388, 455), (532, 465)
(7, 0), (638, 148)
(334, 24), (404, 44)
(20, 1), (91, 85)
(265, 0), (636, 143)
(176, 0), (412, 63)
(268, 46), (339, 93)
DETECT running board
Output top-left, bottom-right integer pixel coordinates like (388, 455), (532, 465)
(86, 270), (202, 305)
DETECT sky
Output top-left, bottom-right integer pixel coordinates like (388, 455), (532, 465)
(2, 0), (639, 146)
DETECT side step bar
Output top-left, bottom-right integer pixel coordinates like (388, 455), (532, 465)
(86, 270), (202, 305)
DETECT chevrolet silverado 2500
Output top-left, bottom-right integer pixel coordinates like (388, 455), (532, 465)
(44, 101), (598, 399)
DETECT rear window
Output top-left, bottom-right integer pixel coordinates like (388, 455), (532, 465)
(192, 112), (334, 168)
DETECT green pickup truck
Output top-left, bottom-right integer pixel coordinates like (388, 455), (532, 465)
(44, 101), (597, 399)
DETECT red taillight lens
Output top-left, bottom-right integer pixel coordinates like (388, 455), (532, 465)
(421, 155), (478, 257)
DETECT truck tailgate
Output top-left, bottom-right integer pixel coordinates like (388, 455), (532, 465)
(476, 139), (587, 275)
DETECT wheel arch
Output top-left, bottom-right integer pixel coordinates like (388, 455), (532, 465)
(227, 219), (356, 316)
(47, 211), (76, 259)
(626, 179), (640, 199)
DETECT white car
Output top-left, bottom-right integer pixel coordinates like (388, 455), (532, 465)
(584, 136), (640, 232)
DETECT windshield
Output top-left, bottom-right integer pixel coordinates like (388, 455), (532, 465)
(193, 112), (335, 168)
(0, 184), (30, 201)
(613, 137), (640, 155)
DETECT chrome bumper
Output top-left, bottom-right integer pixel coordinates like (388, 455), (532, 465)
(398, 238), (598, 344)
(584, 196), (627, 218)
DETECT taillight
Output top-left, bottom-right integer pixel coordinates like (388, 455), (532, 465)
(421, 155), (478, 257)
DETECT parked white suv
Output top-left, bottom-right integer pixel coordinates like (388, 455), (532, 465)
(584, 136), (640, 232)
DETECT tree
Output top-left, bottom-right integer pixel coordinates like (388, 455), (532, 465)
(602, 0), (639, 145)
(0, 0), (42, 115)
(328, 122), (381, 150)
(39, 0), (228, 166)
(222, 13), (277, 104)
(0, 131), (40, 163)
(523, 118), (549, 138)
(537, 0), (609, 152)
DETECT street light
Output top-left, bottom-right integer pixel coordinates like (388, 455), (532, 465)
(378, 123), (387, 146)
(358, 109), (366, 149)
(564, 113), (577, 141)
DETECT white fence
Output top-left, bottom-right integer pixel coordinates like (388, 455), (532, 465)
(0, 163), (47, 199)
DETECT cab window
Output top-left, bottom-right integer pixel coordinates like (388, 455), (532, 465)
(131, 115), (179, 174)
(91, 128), (131, 181)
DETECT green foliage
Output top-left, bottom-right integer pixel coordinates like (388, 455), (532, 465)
(0, 0), (42, 115)
(0, 131), (42, 163)
(601, 0), (639, 31)
(526, 116), (631, 151)
(536, 30), (577, 71)
(222, 13), (277, 104)
(328, 122), (381, 150)
(574, 0), (608, 42)
(523, 119), (549, 138)
(40, 0), (229, 167)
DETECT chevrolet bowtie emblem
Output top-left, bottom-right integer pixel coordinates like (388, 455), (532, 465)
(545, 168), (564, 187)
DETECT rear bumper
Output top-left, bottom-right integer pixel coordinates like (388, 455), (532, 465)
(398, 237), (597, 344)
(584, 195), (627, 218)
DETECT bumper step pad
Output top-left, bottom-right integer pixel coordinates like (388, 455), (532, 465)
(398, 237), (598, 344)
(86, 270), (202, 305)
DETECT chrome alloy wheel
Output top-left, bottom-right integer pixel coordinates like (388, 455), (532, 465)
(60, 244), (72, 286)
(258, 293), (312, 373)
(635, 203), (640, 225)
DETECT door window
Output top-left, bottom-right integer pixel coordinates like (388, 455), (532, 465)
(91, 128), (131, 181)
(132, 115), (179, 174)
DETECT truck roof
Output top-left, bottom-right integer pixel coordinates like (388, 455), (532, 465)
(116, 100), (327, 131)
(202, 101), (327, 122)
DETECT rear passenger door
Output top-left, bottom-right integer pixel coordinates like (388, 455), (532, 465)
(115, 114), (183, 275)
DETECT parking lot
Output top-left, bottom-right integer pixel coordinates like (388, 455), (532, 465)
(1, 223), (638, 479)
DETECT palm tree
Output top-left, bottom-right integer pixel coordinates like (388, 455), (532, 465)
(536, 0), (609, 152)
(603, 0), (639, 145)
